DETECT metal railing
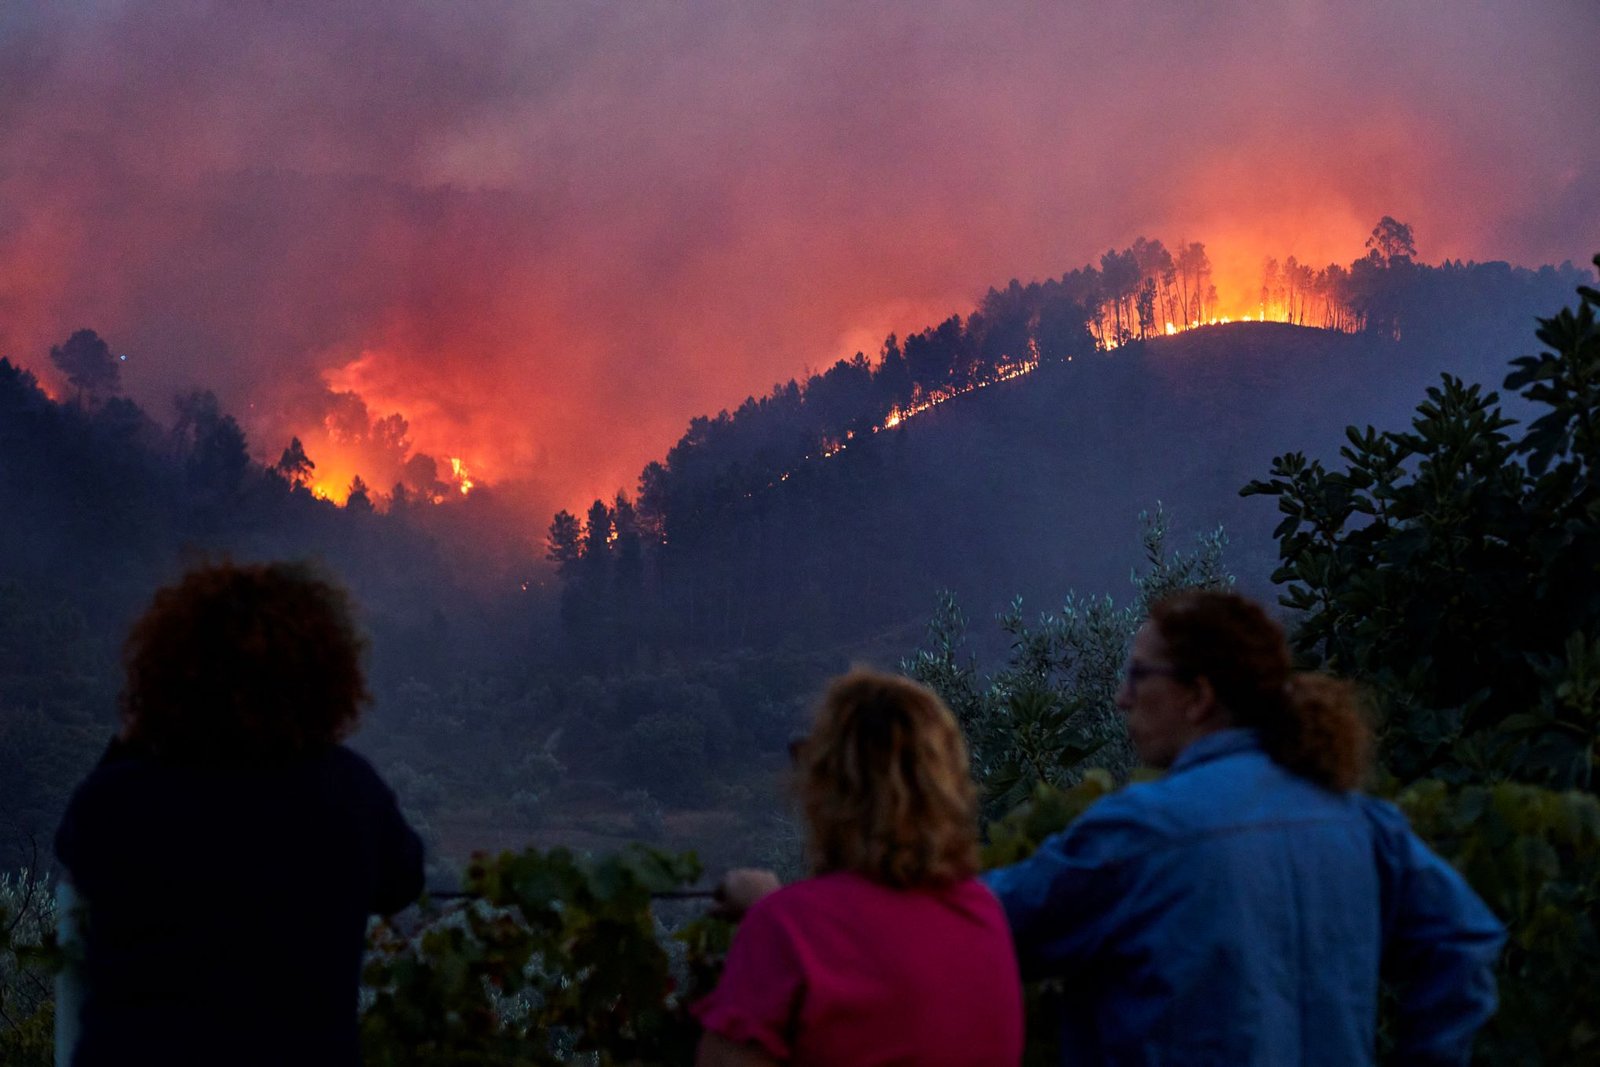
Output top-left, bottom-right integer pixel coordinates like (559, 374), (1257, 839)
(52, 882), (719, 1064)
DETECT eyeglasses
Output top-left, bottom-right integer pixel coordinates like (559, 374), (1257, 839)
(1123, 662), (1185, 687)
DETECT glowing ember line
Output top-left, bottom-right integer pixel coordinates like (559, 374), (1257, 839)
(732, 305), (1345, 508)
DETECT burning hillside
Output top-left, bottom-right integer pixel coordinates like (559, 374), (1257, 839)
(1, 3), (1591, 525)
(256, 223), (1414, 513)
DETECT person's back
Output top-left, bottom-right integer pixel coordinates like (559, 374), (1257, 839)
(984, 592), (1503, 1066)
(53, 562), (424, 1066)
(57, 742), (421, 1065)
(994, 729), (1496, 1064)
(695, 670), (1024, 1066)
(698, 871), (1021, 1066)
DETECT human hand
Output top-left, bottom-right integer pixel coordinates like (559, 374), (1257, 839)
(713, 868), (781, 919)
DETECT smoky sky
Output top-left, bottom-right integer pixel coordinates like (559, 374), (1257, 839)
(1, 0), (1596, 515)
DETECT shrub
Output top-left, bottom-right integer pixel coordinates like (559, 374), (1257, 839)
(1243, 256), (1600, 788)
(360, 844), (714, 1066)
(619, 712), (710, 806)
(0, 868), (56, 1067)
(984, 773), (1600, 1065)
(906, 505), (1230, 813)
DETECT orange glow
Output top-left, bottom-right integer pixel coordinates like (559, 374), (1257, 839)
(0, 0), (1584, 547)
(735, 295), (1352, 507)
(448, 456), (475, 496)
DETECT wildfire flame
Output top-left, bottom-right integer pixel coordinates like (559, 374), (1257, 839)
(448, 456), (475, 496)
(738, 303), (1345, 503)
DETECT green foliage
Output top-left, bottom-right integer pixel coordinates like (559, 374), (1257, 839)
(1394, 781), (1599, 1063)
(1244, 256), (1600, 789)
(0, 869), (57, 1067)
(361, 844), (723, 1066)
(620, 713), (711, 806)
(905, 505), (1231, 813)
(980, 771), (1118, 867)
(0, 585), (112, 870)
(977, 773), (1600, 1066)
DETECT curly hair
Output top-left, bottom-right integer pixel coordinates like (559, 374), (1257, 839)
(1148, 590), (1371, 791)
(120, 562), (370, 766)
(798, 669), (980, 888)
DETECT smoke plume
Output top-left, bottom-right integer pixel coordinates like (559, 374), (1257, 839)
(1, 1), (1595, 514)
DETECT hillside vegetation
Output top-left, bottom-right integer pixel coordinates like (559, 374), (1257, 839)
(549, 232), (1590, 662)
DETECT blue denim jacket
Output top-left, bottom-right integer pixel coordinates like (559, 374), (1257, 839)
(982, 729), (1504, 1066)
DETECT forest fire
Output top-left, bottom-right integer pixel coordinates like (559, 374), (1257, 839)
(772, 268), (1358, 487)
(294, 439), (480, 508)
(712, 233), (1411, 515)
(449, 457), (475, 496)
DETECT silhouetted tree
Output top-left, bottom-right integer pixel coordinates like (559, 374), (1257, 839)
(49, 329), (120, 403)
(172, 391), (249, 499)
(873, 334), (912, 411)
(1099, 247), (1141, 343)
(347, 475), (373, 512)
(612, 492), (645, 614)
(276, 437), (315, 488)
(1176, 241), (1213, 323)
(1366, 216), (1417, 265)
(583, 499), (612, 562)
(547, 510), (583, 569)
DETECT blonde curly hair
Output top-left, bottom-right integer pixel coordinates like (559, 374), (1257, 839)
(798, 669), (980, 888)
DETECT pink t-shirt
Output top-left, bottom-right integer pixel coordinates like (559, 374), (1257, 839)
(694, 871), (1023, 1066)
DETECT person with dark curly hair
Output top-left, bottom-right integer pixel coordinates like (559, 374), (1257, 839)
(55, 562), (424, 1066)
(983, 590), (1505, 1066)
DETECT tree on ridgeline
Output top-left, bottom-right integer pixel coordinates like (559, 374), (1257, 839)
(1131, 236), (1175, 336)
(1244, 254), (1600, 788)
(546, 510), (582, 569)
(1366, 215), (1418, 265)
(1099, 247), (1141, 344)
(612, 492), (644, 603)
(1035, 287), (1095, 362)
(1261, 257), (1280, 319)
(1348, 223), (1417, 339)
(542, 228), (1591, 653)
(171, 391), (251, 525)
(1175, 240), (1214, 324)
(582, 499), (612, 562)
(1282, 255), (1302, 324)
(346, 475), (373, 512)
(275, 437), (315, 488)
(48, 329), (121, 405)
(974, 282), (1033, 374)
(905, 316), (964, 395)
(872, 335), (911, 412)
(1316, 262), (1353, 330)
(545, 508), (587, 641)
(802, 353), (876, 439)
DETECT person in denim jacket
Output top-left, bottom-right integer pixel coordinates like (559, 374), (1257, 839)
(983, 590), (1504, 1066)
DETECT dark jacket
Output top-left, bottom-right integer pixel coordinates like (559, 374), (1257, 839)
(56, 740), (424, 1066)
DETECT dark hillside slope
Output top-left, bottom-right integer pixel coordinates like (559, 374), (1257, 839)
(613, 320), (1538, 652)
(902, 322), (1510, 600)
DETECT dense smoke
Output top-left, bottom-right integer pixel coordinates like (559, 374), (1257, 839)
(1, 0), (1595, 513)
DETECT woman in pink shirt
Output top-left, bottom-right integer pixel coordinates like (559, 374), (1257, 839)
(695, 669), (1024, 1067)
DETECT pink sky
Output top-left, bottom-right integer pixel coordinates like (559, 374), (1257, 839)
(1, 0), (1595, 517)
